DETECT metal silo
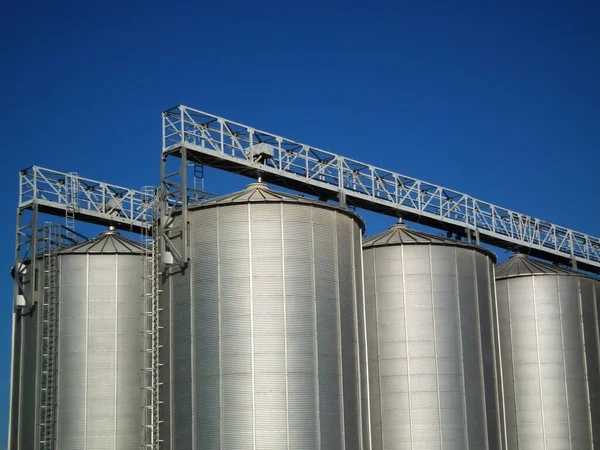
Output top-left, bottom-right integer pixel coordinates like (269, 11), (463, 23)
(363, 222), (504, 450)
(495, 254), (600, 450)
(55, 227), (146, 449)
(9, 226), (146, 450)
(160, 182), (368, 450)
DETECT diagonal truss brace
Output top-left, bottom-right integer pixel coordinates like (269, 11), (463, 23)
(163, 104), (600, 274)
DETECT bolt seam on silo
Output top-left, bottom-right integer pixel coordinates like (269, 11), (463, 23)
(247, 204), (257, 450)
(575, 276), (594, 448)
(558, 276), (574, 450)
(84, 253), (90, 450)
(505, 281), (518, 446)
(358, 229), (372, 450)
(591, 281), (600, 447)
(56, 257), (62, 449)
(400, 245), (414, 448)
(333, 212), (346, 449)
(531, 276), (548, 447)
(280, 203), (291, 450)
(372, 247), (384, 450)
(217, 207), (223, 449)
(454, 248), (470, 450)
(473, 251), (490, 449)
(309, 207), (322, 450)
(350, 222), (363, 450)
(114, 255), (119, 450)
(428, 245), (444, 446)
(490, 264), (508, 450)
(189, 233), (196, 450)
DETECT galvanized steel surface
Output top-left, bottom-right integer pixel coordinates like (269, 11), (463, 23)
(495, 253), (576, 278)
(364, 225), (502, 450)
(59, 226), (146, 254)
(9, 231), (146, 450)
(56, 252), (145, 449)
(162, 183), (367, 450)
(10, 301), (39, 450)
(496, 255), (600, 449)
(54, 231), (145, 450)
(10, 261), (43, 450)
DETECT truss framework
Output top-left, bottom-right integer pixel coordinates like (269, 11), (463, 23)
(162, 104), (600, 274)
(19, 166), (153, 235)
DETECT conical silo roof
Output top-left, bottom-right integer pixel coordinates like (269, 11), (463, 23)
(363, 222), (496, 261)
(495, 253), (576, 279)
(59, 226), (145, 254)
(193, 182), (365, 229)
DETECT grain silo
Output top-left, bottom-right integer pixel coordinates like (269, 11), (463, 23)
(9, 226), (147, 450)
(363, 222), (504, 450)
(495, 254), (600, 449)
(160, 182), (368, 450)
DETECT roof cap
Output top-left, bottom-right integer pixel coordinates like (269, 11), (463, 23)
(495, 253), (580, 279)
(197, 182), (311, 206)
(363, 222), (496, 261)
(59, 227), (145, 255)
(189, 182), (365, 229)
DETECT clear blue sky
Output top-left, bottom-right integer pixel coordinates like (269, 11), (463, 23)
(1, 0), (598, 444)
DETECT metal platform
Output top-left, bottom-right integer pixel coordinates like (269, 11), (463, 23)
(18, 166), (153, 233)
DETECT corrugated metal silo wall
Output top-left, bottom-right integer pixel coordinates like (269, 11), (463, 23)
(496, 274), (600, 449)
(356, 231), (371, 450)
(162, 202), (367, 450)
(56, 253), (145, 449)
(364, 244), (503, 449)
(9, 262), (42, 450)
(9, 312), (22, 450)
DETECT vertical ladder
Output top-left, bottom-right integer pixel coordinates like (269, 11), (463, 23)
(65, 172), (78, 239)
(188, 161), (205, 205)
(39, 223), (59, 450)
(142, 188), (162, 449)
(193, 162), (204, 197)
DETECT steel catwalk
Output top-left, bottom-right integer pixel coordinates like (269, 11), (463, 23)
(162, 104), (600, 274)
(161, 182), (368, 450)
(495, 254), (600, 449)
(363, 223), (503, 450)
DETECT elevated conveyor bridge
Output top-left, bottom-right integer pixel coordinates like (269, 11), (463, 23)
(161, 104), (600, 275)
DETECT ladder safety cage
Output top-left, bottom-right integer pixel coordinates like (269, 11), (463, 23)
(162, 104), (600, 274)
(64, 172), (79, 239)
